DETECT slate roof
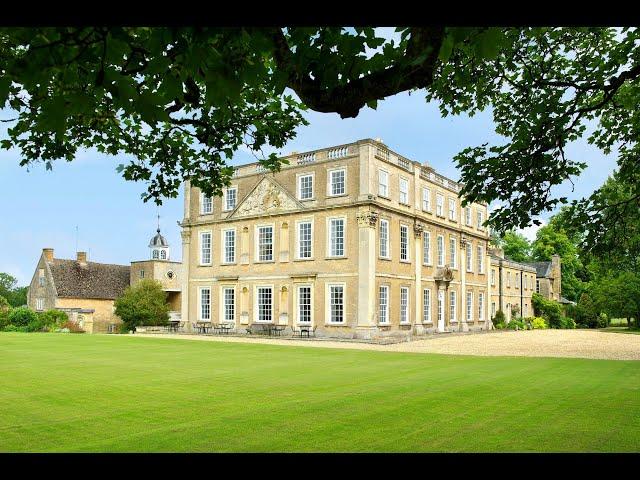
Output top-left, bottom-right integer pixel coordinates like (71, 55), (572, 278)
(149, 229), (169, 248)
(525, 261), (553, 278)
(48, 258), (130, 300)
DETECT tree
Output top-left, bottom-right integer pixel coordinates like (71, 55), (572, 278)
(1, 27), (640, 254)
(496, 230), (531, 262)
(590, 272), (640, 328)
(0, 273), (27, 307)
(575, 293), (599, 328)
(114, 279), (170, 331)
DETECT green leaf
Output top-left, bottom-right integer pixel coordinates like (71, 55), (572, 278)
(366, 99), (378, 110)
(0, 77), (11, 106)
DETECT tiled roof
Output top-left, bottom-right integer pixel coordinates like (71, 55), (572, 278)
(49, 259), (130, 300)
(525, 261), (553, 278)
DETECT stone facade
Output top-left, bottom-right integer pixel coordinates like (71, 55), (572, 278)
(179, 138), (492, 339)
(489, 248), (537, 321)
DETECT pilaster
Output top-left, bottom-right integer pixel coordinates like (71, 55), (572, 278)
(356, 209), (378, 333)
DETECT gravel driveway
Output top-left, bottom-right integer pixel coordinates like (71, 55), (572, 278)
(131, 329), (640, 361)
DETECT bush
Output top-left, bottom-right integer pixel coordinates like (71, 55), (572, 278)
(3, 324), (29, 332)
(25, 316), (48, 332)
(532, 293), (564, 328)
(492, 310), (507, 329)
(598, 313), (609, 328)
(531, 317), (548, 329)
(0, 308), (10, 330)
(8, 306), (38, 327)
(560, 316), (576, 329)
(506, 319), (525, 330)
(114, 279), (170, 332)
(58, 320), (85, 333)
(38, 309), (69, 328)
(118, 323), (132, 334)
(494, 322), (506, 329)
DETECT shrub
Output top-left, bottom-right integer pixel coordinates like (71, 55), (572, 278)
(0, 295), (10, 312)
(575, 293), (599, 328)
(38, 309), (68, 328)
(510, 304), (520, 319)
(532, 293), (564, 328)
(118, 323), (132, 334)
(114, 279), (170, 331)
(561, 316), (576, 329)
(25, 316), (48, 332)
(0, 308), (10, 330)
(506, 319), (525, 330)
(598, 313), (609, 328)
(492, 310), (507, 329)
(494, 322), (506, 329)
(7, 306), (38, 327)
(59, 320), (85, 333)
(3, 324), (29, 332)
(531, 317), (548, 329)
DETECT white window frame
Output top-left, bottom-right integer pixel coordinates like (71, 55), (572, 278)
(223, 186), (237, 211)
(296, 284), (313, 324)
(399, 177), (409, 205)
(296, 219), (314, 260)
(491, 302), (496, 318)
(449, 236), (457, 269)
(491, 269), (496, 286)
(254, 285), (274, 323)
(400, 286), (409, 324)
(437, 235), (445, 267)
(199, 230), (212, 266)
(448, 198), (456, 221)
(220, 286), (236, 324)
(326, 283), (346, 324)
(450, 290), (457, 323)
(436, 193), (444, 217)
(378, 285), (389, 324)
(327, 217), (346, 258)
(198, 286), (211, 321)
(297, 172), (314, 201)
(477, 245), (484, 273)
(466, 291), (473, 322)
(423, 288), (432, 323)
(438, 290), (444, 325)
(328, 168), (346, 196)
(379, 218), (390, 259)
(221, 228), (236, 264)
(465, 206), (472, 226)
(255, 224), (275, 262)
(423, 231), (431, 265)
(378, 169), (389, 198)
(466, 242), (473, 273)
(477, 210), (484, 229)
(422, 187), (431, 212)
(400, 224), (409, 261)
(35, 298), (44, 311)
(200, 192), (213, 215)
(478, 292), (485, 320)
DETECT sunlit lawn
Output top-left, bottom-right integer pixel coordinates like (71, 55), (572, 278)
(1, 332), (639, 452)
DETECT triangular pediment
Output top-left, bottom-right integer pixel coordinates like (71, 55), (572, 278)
(229, 176), (304, 218)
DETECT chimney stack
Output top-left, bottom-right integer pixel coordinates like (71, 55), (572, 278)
(43, 248), (54, 262)
(77, 251), (87, 265)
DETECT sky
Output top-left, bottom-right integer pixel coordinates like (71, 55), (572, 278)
(0, 89), (618, 287)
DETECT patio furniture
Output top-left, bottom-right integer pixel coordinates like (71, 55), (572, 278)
(168, 320), (180, 333)
(271, 325), (286, 336)
(219, 323), (234, 334)
(292, 324), (316, 338)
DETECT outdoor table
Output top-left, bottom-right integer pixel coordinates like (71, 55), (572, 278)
(168, 321), (180, 333)
(271, 325), (285, 336)
(196, 322), (211, 334)
(219, 324), (233, 334)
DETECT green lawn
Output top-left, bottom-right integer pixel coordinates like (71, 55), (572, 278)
(1, 332), (639, 452)
(601, 327), (640, 335)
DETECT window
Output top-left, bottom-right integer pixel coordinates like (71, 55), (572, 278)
(423, 289), (431, 323)
(223, 229), (236, 263)
(422, 187), (431, 211)
(379, 219), (389, 258)
(507, 272), (511, 287)
(199, 287), (211, 321)
(449, 237), (457, 269)
(224, 187), (237, 211)
(450, 291), (457, 322)
(536, 279), (540, 293)
(378, 285), (389, 324)
(516, 272), (520, 289)
(423, 231), (431, 265)
(491, 269), (496, 286)
(477, 245), (484, 273)
(35, 298), (44, 311)
(400, 287), (409, 324)
(329, 285), (344, 323)
(257, 287), (273, 322)
(329, 218), (345, 257)
(297, 221), (312, 259)
(201, 193), (213, 214)
(139, 270), (145, 279)
(378, 169), (389, 197)
(298, 174), (314, 200)
(223, 287), (235, 323)
(400, 224), (409, 261)
(477, 211), (484, 229)
(465, 206), (472, 226)
(298, 286), (312, 323)
(436, 194), (444, 216)
(399, 177), (409, 204)
(38, 269), (45, 287)
(466, 242), (473, 272)
(438, 290), (444, 324)
(491, 302), (496, 318)
(466, 291), (473, 322)
(152, 250), (159, 259)
(257, 226), (273, 261)
(200, 231), (212, 265)
(478, 293), (485, 320)
(437, 235), (445, 267)
(160, 250), (167, 260)
(448, 198), (456, 221)
(329, 169), (346, 196)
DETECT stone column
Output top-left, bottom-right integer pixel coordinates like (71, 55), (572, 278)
(180, 228), (191, 331)
(413, 223), (425, 331)
(459, 236), (469, 332)
(356, 209), (378, 338)
(437, 287), (445, 332)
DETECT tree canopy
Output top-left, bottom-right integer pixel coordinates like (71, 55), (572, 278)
(113, 279), (170, 331)
(494, 231), (532, 263)
(1, 27), (639, 253)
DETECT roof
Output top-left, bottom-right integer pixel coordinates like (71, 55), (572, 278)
(149, 229), (169, 248)
(525, 261), (553, 278)
(48, 258), (130, 300)
(560, 297), (576, 305)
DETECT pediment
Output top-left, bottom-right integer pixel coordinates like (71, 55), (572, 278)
(229, 176), (304, 218)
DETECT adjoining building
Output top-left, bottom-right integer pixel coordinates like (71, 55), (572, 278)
(179, 138), (492, 339)
(524, 255), (562, 302)
(489, 247), (537, 321)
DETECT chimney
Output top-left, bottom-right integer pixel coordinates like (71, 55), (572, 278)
(489, 247), (504, 259)
(43, 248), (54, 262)
(77, 251), (87, 265)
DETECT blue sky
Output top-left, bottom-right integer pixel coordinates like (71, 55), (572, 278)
(0, 90), (617, 286)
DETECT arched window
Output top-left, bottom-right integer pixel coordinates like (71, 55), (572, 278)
(160, 250), (167, 260)
(152, 249), (159, 259)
